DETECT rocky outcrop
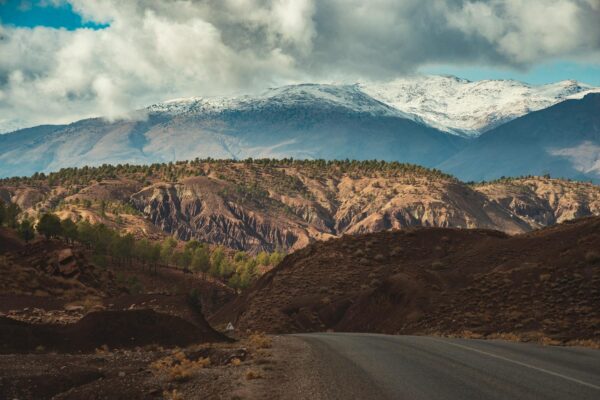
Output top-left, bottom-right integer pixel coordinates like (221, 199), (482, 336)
(475, 178), (600, 228)
(131, 177), (312, 252)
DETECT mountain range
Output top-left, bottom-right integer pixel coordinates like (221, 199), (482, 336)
(0, 75), (598, 182)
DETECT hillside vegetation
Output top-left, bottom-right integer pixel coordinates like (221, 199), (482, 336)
(1, 159), (599, 252)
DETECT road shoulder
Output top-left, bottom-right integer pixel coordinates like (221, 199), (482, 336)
(253, 335), (389, 400)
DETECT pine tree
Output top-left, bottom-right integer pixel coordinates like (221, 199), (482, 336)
(0, 200), (5, 226)
(160, 237), (177, 265)
(5, 203), (20, 228)
(191, 246), (211, 275)
(17, 219), (35, 243)
(61, 219), (78, 243)
(36, 213), (62, 239)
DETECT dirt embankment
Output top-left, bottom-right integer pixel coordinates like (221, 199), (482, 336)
(213, 216), (600, 344)
(0, 309), (228, 354)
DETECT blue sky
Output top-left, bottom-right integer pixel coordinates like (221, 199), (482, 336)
(421, 62), (600, 86)
(0, 0), (107, 30)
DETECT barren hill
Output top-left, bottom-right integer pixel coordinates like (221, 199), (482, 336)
(212, 217), (600, 343)
(1, 160), (599, 252)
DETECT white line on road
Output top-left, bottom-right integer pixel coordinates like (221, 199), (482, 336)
(435, 339), (600, 391)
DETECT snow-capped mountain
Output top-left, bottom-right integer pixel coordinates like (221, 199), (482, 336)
(439, 92), (600, 181)
(0, 82), (462, 178)
(0, 76), (598, 181)
(1, 75), (598, 136)
(146, 83), (410, 118)
(359, 75), (600, 136)
(143, 75), (599, 138)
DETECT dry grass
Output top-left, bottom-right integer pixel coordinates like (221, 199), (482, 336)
(163, 389), (184, 400)
(248, 333), (272, 349)
(458, 330), (484, 340)
(245, 369), (262, 380)
(539, 336), (562, 346)
(95, 344), (110, 355)
(230, 358), (242, 366)
(151, 351), (211, 382)
(485, 332), (526, 342)
(566, 339), (600, 350)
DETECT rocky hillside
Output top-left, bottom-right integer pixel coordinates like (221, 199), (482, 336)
(212, 217), (600, 344)
(1, 160), (599, 252)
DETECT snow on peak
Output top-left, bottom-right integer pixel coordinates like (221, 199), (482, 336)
(147, 83), (408, 118)
(359, 75), (600, 136)
(146, 75), (599, 137)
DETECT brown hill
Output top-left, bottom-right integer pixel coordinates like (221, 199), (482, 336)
(2, 160), (599, 252)
(0, 227), (24, 254)
(0, 309), (228, 354)
(212, 217), (600, 344)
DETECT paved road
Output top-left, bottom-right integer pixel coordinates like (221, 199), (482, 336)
(294, 333), (600, 400)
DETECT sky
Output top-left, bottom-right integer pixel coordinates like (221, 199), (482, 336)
(0, 0), (599, 133)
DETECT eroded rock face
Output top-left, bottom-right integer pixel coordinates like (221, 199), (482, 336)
(474, 179), (600, 229)
(128, 171), (600, 252)
(131, 178), (311, 252)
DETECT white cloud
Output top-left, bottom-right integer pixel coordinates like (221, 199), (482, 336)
(444, 0), (596, 65)
(550, 141), (600, 176)
(0, 0), (599, 132)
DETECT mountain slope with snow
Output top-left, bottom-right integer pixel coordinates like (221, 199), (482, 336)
(360, 75), (600, 136)
(0, 77), (599, 181)
(0, 84), (463, 178)
(439, 93), (600, 181)
(147, 83), (411, 118)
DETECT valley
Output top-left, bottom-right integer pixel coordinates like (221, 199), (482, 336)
(1, 206), (599, 399)
(1, 159), (599, 399)
(212, 216), (600, 343)
(3, 2), (600, 398)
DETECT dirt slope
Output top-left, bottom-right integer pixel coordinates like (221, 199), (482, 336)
(212, 217), (600, 343)
(0, 309), (228, 354)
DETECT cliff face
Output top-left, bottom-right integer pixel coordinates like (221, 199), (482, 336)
(2, 162), (599, 252)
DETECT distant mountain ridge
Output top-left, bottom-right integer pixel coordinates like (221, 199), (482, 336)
(440, 93), (600, 182)
(0, 76), (599, 182)
(144, 76), (599, 137)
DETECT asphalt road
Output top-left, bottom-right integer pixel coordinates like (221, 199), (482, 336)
(294, 333), (600, 400)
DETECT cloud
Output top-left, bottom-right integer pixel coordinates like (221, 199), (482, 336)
(550, 141), (600, 177)
(0, 0), (599, 132)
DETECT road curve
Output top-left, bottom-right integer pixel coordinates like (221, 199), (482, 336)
(293, 333), (600, 400)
